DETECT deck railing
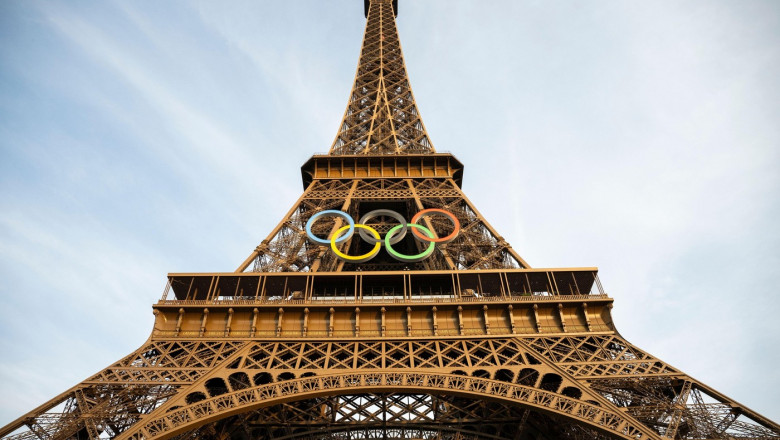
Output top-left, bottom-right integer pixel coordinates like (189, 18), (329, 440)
(156, 293), (608, 306)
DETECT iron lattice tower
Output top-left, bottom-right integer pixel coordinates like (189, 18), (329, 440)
(2, 1), (778, 439)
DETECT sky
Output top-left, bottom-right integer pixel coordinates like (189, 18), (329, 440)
(1, 0), (779, 427)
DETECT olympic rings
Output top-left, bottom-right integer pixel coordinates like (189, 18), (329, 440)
(306, 210), (354, 245)
(410, 208), (461, 243)
(305, 208), (460, 263)
(358, 209), (407, 245)
(385, 224), (435, 262)
(331, 224), (381, 263)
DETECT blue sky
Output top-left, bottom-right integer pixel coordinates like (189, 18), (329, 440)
(1, 0), (779, 426)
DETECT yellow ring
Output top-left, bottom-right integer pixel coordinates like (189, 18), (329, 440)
(330, 224), (381, 263)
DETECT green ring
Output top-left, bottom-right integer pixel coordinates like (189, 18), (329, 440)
(385, 224), (436, 262)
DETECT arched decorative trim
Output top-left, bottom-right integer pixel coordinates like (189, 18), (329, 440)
(118, 372), (657, 440)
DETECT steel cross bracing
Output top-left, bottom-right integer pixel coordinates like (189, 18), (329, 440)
(2, 334), (779, 439)
(235, 0), (525, 273)
(329, 0), (431, 155)
(237, 177), (530, 273)
(2, 0), (779, 439)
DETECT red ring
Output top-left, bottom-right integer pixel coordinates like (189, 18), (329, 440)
(411, 208), (461, 243)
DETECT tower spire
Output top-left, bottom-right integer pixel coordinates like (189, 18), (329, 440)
(329, 0), (433, 155)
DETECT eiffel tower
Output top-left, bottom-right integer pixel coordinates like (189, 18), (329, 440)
(2, 1), (779, 439)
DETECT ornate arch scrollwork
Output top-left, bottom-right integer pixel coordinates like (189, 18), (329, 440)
(118, 372), (659, 440)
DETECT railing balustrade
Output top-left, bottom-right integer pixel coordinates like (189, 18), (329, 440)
(157, 293), (608, 306)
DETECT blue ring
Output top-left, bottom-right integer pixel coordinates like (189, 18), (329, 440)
(305, 210), (355, 245)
